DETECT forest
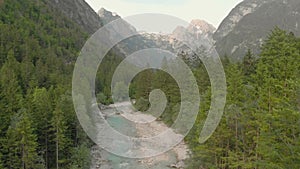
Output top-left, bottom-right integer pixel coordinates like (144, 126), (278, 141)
(0, 0), (299, 169)
(0, 0), (91, 168)
(129, 28), (300, 169)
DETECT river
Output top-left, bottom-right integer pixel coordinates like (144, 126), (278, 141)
(90, 102), (189, 169)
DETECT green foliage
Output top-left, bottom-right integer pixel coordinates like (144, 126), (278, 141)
(0, 50), (22, 135)
(5, 110), (44, 169)
(186, 27), (300, 169)
(0, 0), (299, 168)
(243, 49), (257, 78)
(254, 28), (300, 168)
(51, 97), (71, 168)
(0, 0), (92, 168)
(95, 52), (123, 105)
(131, 60), (182, 125)
(69, 143), (91, 169)
(113, 81), (128, 102)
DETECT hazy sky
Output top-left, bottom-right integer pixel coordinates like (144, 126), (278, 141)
(85, 0), (243, 28)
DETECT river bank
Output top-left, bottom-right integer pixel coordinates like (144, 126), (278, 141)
(90, 102), (190, 169)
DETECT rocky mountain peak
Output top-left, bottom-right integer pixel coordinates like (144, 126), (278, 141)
(188, 19), (216, 34)
(98, 7), (120, 24)
(171, 19), (215, 44)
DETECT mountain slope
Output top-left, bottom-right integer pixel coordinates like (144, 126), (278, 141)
(214, 0), (300, 59)
(0, 0), (94, 168)
(172, 19), (215, 46)
(171, 19), (215, 53)
(98, 7), (121, 25)
(47, 0), (103, 34)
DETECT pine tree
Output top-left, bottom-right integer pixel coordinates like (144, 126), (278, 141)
(31, 87), (53, 168)
(0, 50), (22, 135)
(243, 49), (257, 78)
(5, 110), (43, 169)
(70, 143), (91, 169)
(134, 64), (154, 111)
(224, 63), (245, 168)
(51, 95), (71, 169)
(112, 81), (128, 102)
(255, 28), (300, 168)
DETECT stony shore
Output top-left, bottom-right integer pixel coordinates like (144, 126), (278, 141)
(90, 102), (190, 169)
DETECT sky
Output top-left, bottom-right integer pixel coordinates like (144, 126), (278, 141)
(85, 0), (243, 28)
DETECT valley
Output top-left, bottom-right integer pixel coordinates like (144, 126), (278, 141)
(0, 0), (299, 169)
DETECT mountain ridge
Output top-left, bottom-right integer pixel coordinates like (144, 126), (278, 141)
(47, 0), (103, 34)
(214, 0), (300, 59)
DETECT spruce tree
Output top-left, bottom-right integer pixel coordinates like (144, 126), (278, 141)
(31, 87), (53, 168)
(51, 95), (71, 169)
(5, 110), (42, 169)
(0, 50), (22, 134)
(255, 28), (300, 168)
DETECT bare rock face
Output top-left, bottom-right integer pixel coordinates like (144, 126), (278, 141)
(128, 19), (217, 65)
(213, 0), (269, 42)
(168, 20), (217, 63)
(172, 19), (216, 48)
(47, 0), (102, 34)
(214, 0), (300, 60)
(187, 19), (216, 35)
(98, 7), (121, 25)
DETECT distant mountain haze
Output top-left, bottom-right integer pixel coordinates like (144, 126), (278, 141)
(48, 0), (300, 61)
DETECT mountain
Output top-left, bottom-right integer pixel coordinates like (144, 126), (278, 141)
(47, 0), (103, 34)
(46, 1), (216, 63)
(173, 19), (215, 45)
(214, 0), (300, 60)
(171, 19), (216, 55)
(186, 19), (216, 36)
(118, 19), (216, 65)
(0, 0), (97, 168)
(98, 7), (121, 25)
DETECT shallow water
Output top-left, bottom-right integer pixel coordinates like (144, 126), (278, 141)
(91, 106), (183, 169)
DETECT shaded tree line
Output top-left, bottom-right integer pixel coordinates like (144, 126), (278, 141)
(0, 0), (93, 168)
(185, 28), (300, 169)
